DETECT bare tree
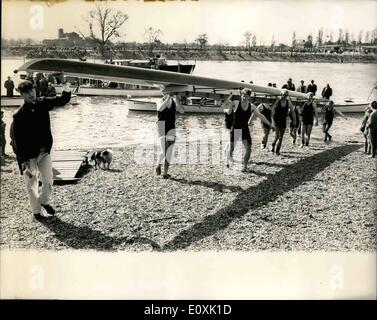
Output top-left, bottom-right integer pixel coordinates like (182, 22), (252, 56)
(364, 31), (370, 44)
(196, 34), (208, 50)
(344, 30), (350, 46)
(144, 27), (163, 56)
(292, 31), (296, 48)
(79, 4), (128, 58)
(252, 35), (257, 48)
(317, 28), (324, 46)
(271, 34), (276, 49)
(358, 30), (363, 44)
(329, 30), (334, 43)
(372, 28), (377, 44)
(243, 31), (252, 50)
(337, 28), (344, 44)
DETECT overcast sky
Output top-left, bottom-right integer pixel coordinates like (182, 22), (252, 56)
(1, 0), (376, 45)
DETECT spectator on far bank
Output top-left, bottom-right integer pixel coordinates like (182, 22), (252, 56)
(282, 78), (295, 91)
(296, 80), (307, 93)
(322, 83), (333, 100)
(46, 82), (56, 97)
(307, 80), (317, 95)
(40, 76), (48, 97)
(4, 76), (15, 97)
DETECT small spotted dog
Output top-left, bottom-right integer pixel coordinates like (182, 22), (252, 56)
(90, 149), (113, 170)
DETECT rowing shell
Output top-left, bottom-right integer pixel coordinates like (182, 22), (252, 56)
(16, 58), (321, 102)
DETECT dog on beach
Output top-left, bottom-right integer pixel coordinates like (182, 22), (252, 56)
(90, 149), (113, 170)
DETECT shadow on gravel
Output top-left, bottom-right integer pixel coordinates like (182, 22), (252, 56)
(163, 143), (362, 250)
(40, 216), (161, 251)
(169, 177), (244, 193)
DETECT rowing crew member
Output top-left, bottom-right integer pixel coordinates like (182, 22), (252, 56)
(156, 93), (185, 179)
(249, 97), (273, 149)
(300, 92), (319, 147)
(223, 88), (274, 172)
(270, 89), (297, 155)
(10, 80), (72, 221)
(322, 101), (347, 142)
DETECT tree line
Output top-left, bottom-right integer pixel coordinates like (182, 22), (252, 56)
(2, 4), (377, 58)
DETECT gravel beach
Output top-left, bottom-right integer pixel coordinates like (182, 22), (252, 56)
(1, 121), (376, 252)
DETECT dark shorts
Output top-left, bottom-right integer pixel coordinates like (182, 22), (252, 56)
(274, 120), (287, 129)
(302, 118), (314, 126)
(230, 127), (252, 144)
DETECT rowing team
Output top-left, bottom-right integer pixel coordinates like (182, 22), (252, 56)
(155, 88), (376, 178)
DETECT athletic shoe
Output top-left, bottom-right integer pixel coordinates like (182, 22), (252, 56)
(162, 174), (171, 179)
(33, 213), (44, 221)
(41, 204), (55, 215)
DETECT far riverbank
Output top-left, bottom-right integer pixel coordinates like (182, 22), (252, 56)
(2, 50), (377, 64)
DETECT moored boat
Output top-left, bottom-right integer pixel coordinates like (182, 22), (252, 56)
(1, 94), (79, 107)
(0, 95), (24, 107)
(127, 97), (224, 113)
(332, 101), (370, 113)
(127, 97), (371, 114)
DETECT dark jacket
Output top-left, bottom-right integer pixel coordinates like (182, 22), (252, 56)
(4, 80), (15, 96)
(322, 86), (333, 99)
(10, 91), (71, 174)
(307, 84), (317, 94)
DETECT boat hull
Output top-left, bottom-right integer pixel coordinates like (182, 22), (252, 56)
(333, 102), (369, 113)
(128, 99), (370, 114)
(127, 99), (223, 114)
(1, 96), (24, 107)
(77, 86), (161, 97)
(1, 95), (78, 107)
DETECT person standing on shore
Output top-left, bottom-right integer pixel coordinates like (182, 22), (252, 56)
(282, 78), (295, 91)
(4, 76), (15, 97)
(10, 80), (71, 221)
(224, 89), (273, 171)
(322, 84), (333, 100)
(307, 80), (317, 95)
(270, 89), (297, 155)
(296, 80), (307, 93)
(249, 97), (274, 149)
(155, 93), (184, 179)
(365, 101), (377, 158)
(40, 75), (48, 97)
(289, 103), (300, 144)
(299, 92), (318, 147)
(0, 111), (6, 157)
(322, 100), (348, 142)
(360, 104), (374, 154)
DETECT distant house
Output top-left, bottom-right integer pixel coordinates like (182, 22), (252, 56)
(360, 45), (377, 54)
(317, 44), (344, 54)
(294, 39), (306, 50)
(43, 28), (86, 47)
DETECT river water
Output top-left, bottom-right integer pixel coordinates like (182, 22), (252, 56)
(1, 58), (376, 152)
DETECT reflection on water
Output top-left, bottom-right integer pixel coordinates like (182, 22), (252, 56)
(1, 95), (365, 153)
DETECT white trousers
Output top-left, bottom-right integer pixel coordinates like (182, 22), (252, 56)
(23, 152), (53, 214)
